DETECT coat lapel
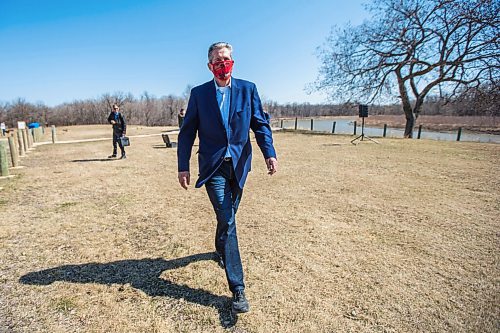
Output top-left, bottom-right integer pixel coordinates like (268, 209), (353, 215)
(229, 77), (240, 126)
(206, 81), (224, 128)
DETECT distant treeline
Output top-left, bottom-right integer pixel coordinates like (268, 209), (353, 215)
(266, 85), (499, 119)
(0, 86), (497, 128)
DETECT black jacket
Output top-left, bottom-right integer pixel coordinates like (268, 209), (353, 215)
(107, 111), (127, 133)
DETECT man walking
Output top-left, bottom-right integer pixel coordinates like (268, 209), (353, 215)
(107, 104), (127, 159)
(177, 42), (278, 313)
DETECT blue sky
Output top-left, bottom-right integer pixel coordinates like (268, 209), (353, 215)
(0, 0), (368, 106)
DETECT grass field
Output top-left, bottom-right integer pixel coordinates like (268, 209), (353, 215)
(0, 125), (498, 332)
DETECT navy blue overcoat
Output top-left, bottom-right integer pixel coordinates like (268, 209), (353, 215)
(177, 77), (277, 189)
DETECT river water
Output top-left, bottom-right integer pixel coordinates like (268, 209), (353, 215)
(278, 118), (500, 144)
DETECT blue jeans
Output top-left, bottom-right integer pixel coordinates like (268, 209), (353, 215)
(205, 160), (244, 293)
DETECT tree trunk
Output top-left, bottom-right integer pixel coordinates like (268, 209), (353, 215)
(405, 97), (425, 138)
(396, 69), (415, 138)
(404, 112), (415, 138)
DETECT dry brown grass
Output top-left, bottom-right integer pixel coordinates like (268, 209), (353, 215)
(0, 126), (499, 333)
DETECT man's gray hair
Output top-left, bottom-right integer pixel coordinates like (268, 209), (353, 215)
(208, 42), (233, 63)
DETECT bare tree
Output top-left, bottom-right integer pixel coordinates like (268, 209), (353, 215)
(140, 91), (156, 126)
(314, 0), (499, 137)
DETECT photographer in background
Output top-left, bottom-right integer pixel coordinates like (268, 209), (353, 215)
(107, 104), (127, 159)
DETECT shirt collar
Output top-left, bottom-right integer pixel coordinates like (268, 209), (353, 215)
(213, 78), (231, 92)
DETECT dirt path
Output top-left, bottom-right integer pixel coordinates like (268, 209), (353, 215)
(0, 126), (499, 332)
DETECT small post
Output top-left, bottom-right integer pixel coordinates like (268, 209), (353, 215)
(280, 119), (283, 128)
(17, 130), (25, 157)
(457, 127), (462, 141)
(310, 118), (314, 131)
(30, 128), (35, 147)
(22, 128), (29, 151)
(51, 125), (57, 143)
(332, 121), (336, 134)
(8, 135), (19, 168)
(383, 124), (387, 137)
(0, 141), (9, 176)
(417, 125), (422, 139)
(25, 128), (33, 149)
(34, 127), (42, 142)
(294, 117), (298, 130)
(353, 121), (357, 135)
(29, 128), (35, 146)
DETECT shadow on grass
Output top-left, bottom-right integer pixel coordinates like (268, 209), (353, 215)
(19, 252), (237, 328)
(71, 158), (117, 162)
(152, 144), (169, 149)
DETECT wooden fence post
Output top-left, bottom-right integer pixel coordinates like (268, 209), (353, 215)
(383, 124), (387, 137)
(0, 141), (9, 176)
(457, 127), (462, 141)
(29, 128), (35, 146)
(33, 127), (41, 142)
(332, 121), (336, 134)
(310, 118), (314, 131)
(353, 121), (357, 135)
(51, 125), (57, 143)
(17, 130), (25, 157)
(294, 117), (298, 130)
(26, 128), (33, 149)
(8, 135), (19, 168)
(417, 125), (422, 139)
(22, 129), (29, 151)
(280, 119), (283, 128)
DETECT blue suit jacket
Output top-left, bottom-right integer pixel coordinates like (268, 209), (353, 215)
(177, 77), (277, 189)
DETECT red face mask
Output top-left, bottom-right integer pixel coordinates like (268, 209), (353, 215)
(210, 60), (234, 80)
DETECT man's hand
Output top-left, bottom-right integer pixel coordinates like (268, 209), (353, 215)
(265, 157), (278, 175)
(110, 120), (116, 125)
(178, 171), (190, 190)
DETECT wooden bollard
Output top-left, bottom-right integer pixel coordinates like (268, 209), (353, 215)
(22, 129), (29, 151)
(332, 121), (336, 134)
(26, 128), (33, 148)
(29, 128), (34, 146)
(30, 128), (35, 146)
(280, 119), (283, 128)
(310, 118), (314, 131)
(0, 141), (9, 176)
(457, 127), (462, 141)
(294, 117), (298, 130)
(8, 135), (19, 168)
(24, 128), (30, 148)
(17, 130), (25, 157)
(36, 127), (43, 142)
(417, 125), (422, 139)
(32, 128), (39, 142)
(353, 121), (357, 135)
(51, 125), (57, 143)
(383, 124), (387, 137)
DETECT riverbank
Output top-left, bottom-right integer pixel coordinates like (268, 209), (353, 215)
(276, 115), (500, 134)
